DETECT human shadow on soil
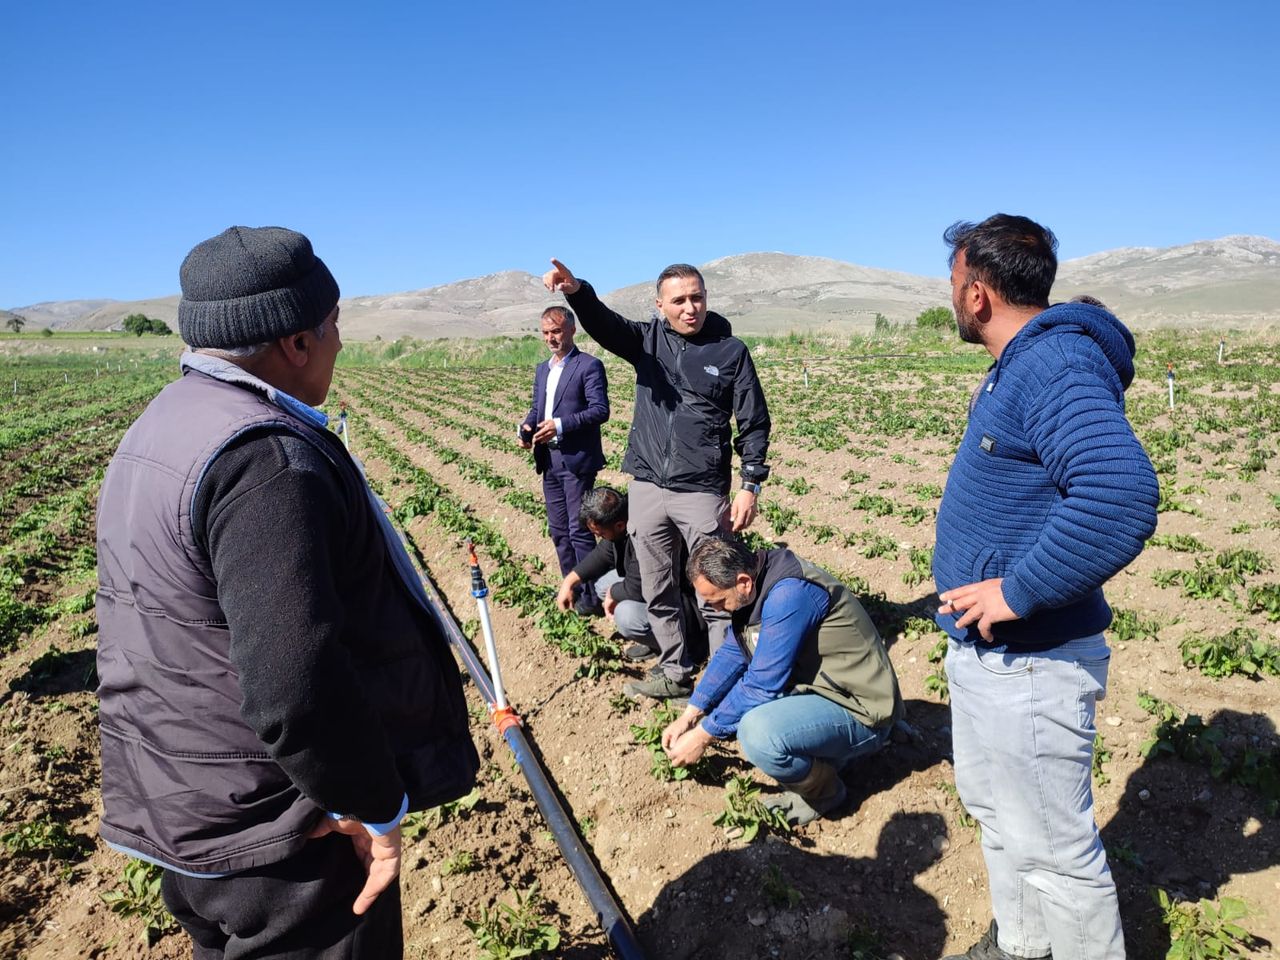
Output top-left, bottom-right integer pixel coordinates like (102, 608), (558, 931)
(635, 810), (949, 960)
(1101, 706), (1278, 959)
(1, 645), (97, 707)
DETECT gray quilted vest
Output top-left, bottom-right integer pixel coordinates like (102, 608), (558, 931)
(96, 356), (476, 874)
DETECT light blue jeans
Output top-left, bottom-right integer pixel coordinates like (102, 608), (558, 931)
(946, 634), (1124, 960)
(736, 691), (890, 783)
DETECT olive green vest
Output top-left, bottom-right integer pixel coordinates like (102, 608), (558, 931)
(735, 549), (903, 730)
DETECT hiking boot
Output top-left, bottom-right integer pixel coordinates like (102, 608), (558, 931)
(574, 594), (604, 617)
(765, 760), (847, 826)
(622, 672), (693, 702)
(621, 641), (659, 662)
(941, 921), (1046, 960)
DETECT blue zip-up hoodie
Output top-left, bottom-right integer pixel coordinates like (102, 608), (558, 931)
(932, 302), (1158, 649)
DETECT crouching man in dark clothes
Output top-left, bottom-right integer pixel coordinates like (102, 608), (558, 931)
(554, 486), (708, 664)
(661, 539), (903, 825)
(95, 226), (479, 959)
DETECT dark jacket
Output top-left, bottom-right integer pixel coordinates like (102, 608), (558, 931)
(933, 302), (1158, 650)
(96, 355), (478, 875)
(566, 281), (770, 496)
(520, 346), (609, 476)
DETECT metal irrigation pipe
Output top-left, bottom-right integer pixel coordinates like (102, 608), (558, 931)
(383, 513), (648, 960)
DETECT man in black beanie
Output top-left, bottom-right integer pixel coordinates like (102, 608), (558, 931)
(95, 226), (478, 959)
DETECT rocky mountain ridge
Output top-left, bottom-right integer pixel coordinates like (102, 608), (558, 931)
(8, 236), (1276, 338)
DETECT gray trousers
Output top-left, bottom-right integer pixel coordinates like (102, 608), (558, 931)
(627, 480), (730, 682)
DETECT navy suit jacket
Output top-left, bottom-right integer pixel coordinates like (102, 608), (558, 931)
(521, 347), (609, 476)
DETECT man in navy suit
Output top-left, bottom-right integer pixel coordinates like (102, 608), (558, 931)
(518, 306), (610, 614)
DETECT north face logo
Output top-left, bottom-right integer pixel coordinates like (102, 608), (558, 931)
(704, 365), (720, 376)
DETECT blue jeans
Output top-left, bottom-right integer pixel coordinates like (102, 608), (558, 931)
(736, 691), (890, 783)
(946, 634), (1123, 960)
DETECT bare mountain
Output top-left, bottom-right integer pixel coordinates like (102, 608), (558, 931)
(1053, 236), (1280, 328)
(338, 270), (553, 341)
(598, 253), (949, 334)
(7, 236), (1276, 340)
(74, 297), (180, 331)
(8, 299), (119, 330)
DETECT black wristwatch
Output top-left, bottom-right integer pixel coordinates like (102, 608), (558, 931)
(740, 481), (762, 495)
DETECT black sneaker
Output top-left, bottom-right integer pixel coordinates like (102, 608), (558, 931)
(574, 595), (604, 617)
(941, 921), (1046, 960)
(621, 641), (659, 662)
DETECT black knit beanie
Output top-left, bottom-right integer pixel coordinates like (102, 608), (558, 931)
(177, 226), (340, 348)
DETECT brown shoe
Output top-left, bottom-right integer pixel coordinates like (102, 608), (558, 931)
(765, 760), (847, 826)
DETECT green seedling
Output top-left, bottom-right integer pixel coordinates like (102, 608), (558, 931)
(630, 703), (711, 782)
(401, 787), (481, 840)
(713, 774), (791, 842)
(100, 859), (179, 944)
(902, 546), (933, 588)
(923, 636), (949, 701)
(1152, 888), (1259, 959)
(464, 883), (560, 960)
(2, 815), (80, 859)
(1180, 627), (1280, 679)
(761, 500), (800, 535)
(1109, 607), (1161, 644)
(761, 864), (803, 908)
(1093, 733), (1112, 786)
(441, 850), (476, 876)
(1246, 583), (1280, 621)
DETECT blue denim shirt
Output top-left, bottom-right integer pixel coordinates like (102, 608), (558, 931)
(691, 578), (830, 738)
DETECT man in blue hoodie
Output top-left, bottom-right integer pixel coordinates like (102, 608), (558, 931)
(932, 215), (1158, 960)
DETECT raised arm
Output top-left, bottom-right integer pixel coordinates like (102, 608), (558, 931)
(544, 258), (646, 364)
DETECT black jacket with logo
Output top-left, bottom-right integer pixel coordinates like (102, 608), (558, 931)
(567, 281), (770, 496)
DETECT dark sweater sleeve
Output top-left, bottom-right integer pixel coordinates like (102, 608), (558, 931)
(617, 539), (646, 603)
(565, 281), (646, 364)
(195, 432), (405, 823)
(572, 538), (617, 584)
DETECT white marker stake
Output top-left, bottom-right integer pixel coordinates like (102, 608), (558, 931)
(1167, 367), (1175, 411)
(803, 364), (809, 389)
(1218, 339), (1225, 364)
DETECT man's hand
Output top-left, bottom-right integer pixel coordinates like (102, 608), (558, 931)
(307, 818), (402, 916)
(602, 590), (619, 621)
(555, 575), (580, 612)
(665, 725), (714, 768)
(543, 259), (581, 296)
(661, 705), (704, 754)
(728, 489), (758, 532)
(938, 578), (1018, 642)
(532, 419), (558, 444)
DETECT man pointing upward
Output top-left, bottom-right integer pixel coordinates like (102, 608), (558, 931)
(544, 258), (771, 701)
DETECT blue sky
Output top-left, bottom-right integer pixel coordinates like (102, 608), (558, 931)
(2, 1), (1276, 305)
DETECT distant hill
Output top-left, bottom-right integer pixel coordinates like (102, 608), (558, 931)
(7, 236), (1276, 340)
(1053, 236), (1280, 328)
(598, 253), (949, 334)
(10, 299), (118, 330)
(338, 270), (552, 341)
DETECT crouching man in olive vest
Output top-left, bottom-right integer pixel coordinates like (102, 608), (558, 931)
(662, 538), (903, 825)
